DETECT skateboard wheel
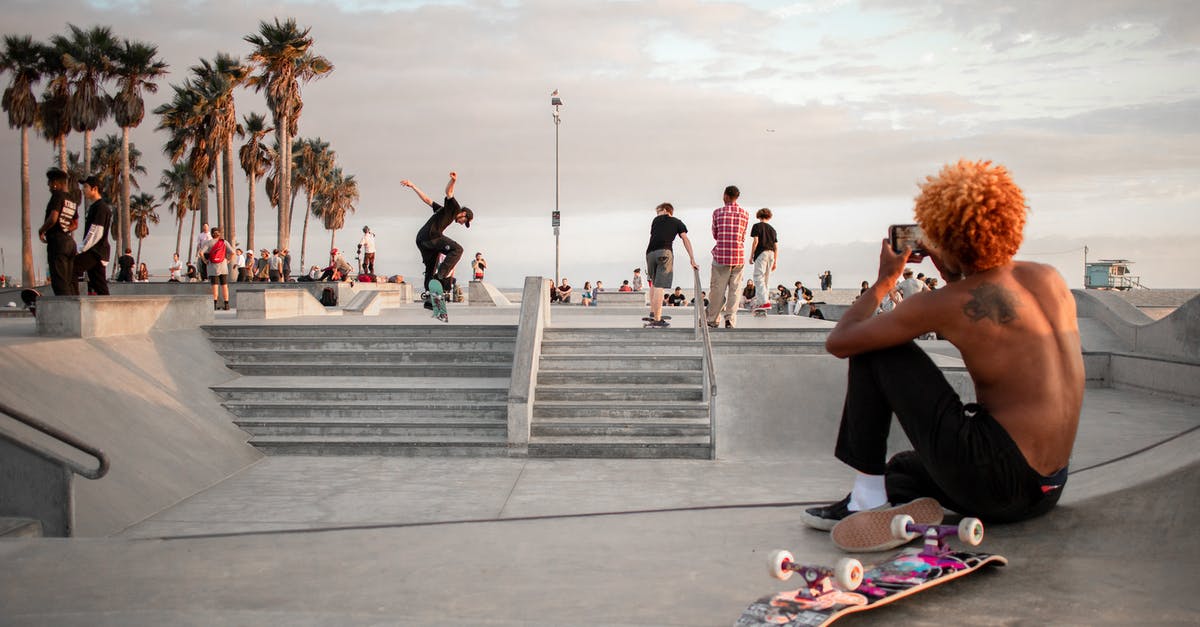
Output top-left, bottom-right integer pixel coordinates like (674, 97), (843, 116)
(891, 514), (917, 541)
(834, 557), (863, 591)
(958, 517), (984, 546)
(767, 550), (794, 581)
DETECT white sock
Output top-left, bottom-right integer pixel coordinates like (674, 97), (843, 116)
(848, 473), (888, 512)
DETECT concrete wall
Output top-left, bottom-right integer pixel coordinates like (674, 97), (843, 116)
(237, 289), (335, 319)
(0, 329), (261, 536)
(106, 281), (407, 308)
(37, 295), (213, 338)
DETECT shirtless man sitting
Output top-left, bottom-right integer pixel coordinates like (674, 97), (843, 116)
(802, 160), (1084, 552)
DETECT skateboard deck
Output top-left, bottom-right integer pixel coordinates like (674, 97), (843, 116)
(641, 315), (672, 321)
(737, 517), (1004, 626)
(736, 548), (1005, 626)
(21, 289), (40, 315)
(428, 279), (448, 323)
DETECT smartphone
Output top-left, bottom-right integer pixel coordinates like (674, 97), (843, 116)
(889, 224), (926, 256)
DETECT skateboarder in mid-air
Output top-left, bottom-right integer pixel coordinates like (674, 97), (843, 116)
(402, 172), (474, 309)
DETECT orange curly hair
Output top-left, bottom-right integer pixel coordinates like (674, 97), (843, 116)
(914, 160), (1026, 272)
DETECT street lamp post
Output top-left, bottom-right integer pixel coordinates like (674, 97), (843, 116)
(551, 89), (563, 286)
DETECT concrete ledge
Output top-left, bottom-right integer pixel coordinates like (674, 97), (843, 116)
(593, 291), (647, 307)
(236, 288), (339, 320)
(469, 281), (513, 307)
(36, 295), (213, 338)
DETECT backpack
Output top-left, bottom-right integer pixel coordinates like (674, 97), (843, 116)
(320, 287), (338, 307)
(208, 239), (227, 264)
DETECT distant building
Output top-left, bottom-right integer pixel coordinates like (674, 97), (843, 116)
(1085, 259), (1143, 290)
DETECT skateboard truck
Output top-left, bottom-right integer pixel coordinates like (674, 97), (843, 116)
(890, 515), (984, 557)
(767, 550), (864, 598)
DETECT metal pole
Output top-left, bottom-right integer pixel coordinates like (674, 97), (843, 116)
(555, 116), (560, 286)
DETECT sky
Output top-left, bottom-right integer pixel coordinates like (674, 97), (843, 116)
(2, 0), (1198, 289)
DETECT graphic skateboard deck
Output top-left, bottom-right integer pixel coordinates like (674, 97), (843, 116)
(428, 279), (448, 323)
(736, 518), (1005, 626)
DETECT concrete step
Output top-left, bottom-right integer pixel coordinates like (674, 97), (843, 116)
(535, 384), (703, 402)
(224, 399), (508, 419)
(213, 384), (509, 403)
(541, 327), (698, 341)
(235, 415), (506, 437)
(707, 328), (831, 342)
(533, 416), (709, 437)
(215, 349), (515, 365)
(537, 370), (703, 386)
(540, 339), (702, 356)
(248, 434), (509, 456)
(527, 435), (711, 459)
(532, 401), (708, 419)
(227, 363), (513, 378)
(209, 337), (518, 351)
(538, 354), (703, 371)
(204, 324), (518, 339)
(0, 517), (43, 538)
(711, 342), (828, 355)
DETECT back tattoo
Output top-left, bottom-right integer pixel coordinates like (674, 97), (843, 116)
(963, 283), (1018, 324)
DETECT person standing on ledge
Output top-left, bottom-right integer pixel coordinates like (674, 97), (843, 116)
(644, 202), (698, 327)
(74, 175), (112, 295)
(37, 167), (79, 295)
(358, 226), (376, 277)
(801, 160), (1083, 553)
(706, 185), (749, 328)
(199, 226), (231, 310)
(401, 171), (474, 309)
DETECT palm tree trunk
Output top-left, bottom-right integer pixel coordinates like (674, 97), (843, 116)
(136, 236), (142, 269)
(83, 129), (93, 176)
(329, 228), (336, 262)
(300, 194), (312, 270)
(187, 208), (197, 263)
(225, 140), (237, 248)
(277, 117), (291, 251)
(213, 164), (224, 232)
(58, 136), (67, 170)
(246, 173), (256, 252)
(175, 213), (183, 256)
(20, 127), (34, 287)
(120, 127), (132, 260)
(199, 177), (209, 227)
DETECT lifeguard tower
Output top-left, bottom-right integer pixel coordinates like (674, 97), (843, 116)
(1085, 259), (1143, 290)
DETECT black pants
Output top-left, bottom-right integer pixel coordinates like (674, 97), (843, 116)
(72, 250), (109, 295)
(834, 342), (1065, 523)
(417, 236), (462, 291)
(48, 250), (78, 296)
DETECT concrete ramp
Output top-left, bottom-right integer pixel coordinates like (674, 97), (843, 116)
(468, 281), (513, 306)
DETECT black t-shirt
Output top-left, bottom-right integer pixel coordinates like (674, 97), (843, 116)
(750, 222), (777, 260)
(667, 292), (686, 306)
(84, 198), (113, 260)
(419, 196), (461, 242)
(44, 190), (79, 255)
(118, 254), (135, 271)
(646, 214), (688, 254)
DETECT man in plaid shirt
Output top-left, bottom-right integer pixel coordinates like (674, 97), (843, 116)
(707, 185), (750, 328)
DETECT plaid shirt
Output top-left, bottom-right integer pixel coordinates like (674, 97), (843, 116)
(711, 202), (749, 266)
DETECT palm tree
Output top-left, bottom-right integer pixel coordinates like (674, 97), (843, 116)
(237, 112), (273, 251)
(292, 136), (334, 269)
(312, 167), (358, 255)
(159, 162), (199, 259)
(111, 39), (167, 259)
(90, 133), (146, 204)
(129, 192), (160, 268)
(190, 53), (249, 246)
(37, 45), (71, 169)
(245, 18), (333, 250)
(156, 81), (214, 229)
(52, 24), (119, 176)
(1, 34), (45, 287)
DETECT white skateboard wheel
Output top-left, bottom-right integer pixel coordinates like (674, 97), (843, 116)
(834, 557), (863, 591)
(958, 517), (984, 546)
(891, 514), (917, 541)
(767, 550), (794, 581)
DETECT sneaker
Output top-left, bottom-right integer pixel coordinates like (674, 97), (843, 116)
(423, 300), (434, 310)
(706, 322), (720, 329)
(830, 497), (945, 553)
(725, 320), (734, 328)
(801, 493), (870, 531)
(646, 319), (670, 328)
(755, 303), (772, 310)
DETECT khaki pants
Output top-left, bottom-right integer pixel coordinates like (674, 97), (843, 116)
(706, 263), (744, 326)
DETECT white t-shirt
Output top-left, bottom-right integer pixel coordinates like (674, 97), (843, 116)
(359, 232), (376, 254)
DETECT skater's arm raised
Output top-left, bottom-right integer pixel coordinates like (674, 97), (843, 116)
(401, 180), (434, 207)
(445, 171), (457, 199)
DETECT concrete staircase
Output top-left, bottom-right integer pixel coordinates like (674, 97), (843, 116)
(530, 327), (710, 458)
(205, 324), (516, 456)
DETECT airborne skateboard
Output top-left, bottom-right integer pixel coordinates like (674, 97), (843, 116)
(21, 289), (40, 316)
(735, 516), (1005, 626)
(428, 279), (449, 323)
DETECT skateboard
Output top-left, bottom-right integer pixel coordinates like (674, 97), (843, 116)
(21, 289), (40, 316)
(641, 315), (672, 321)
(643, 319), (671, 328)
(753, 308), (768, 318)
(735, 516), (1005, 626)
(428, 279), (449, 323)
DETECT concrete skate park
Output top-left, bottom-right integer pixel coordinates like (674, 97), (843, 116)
(1, 280), (1197, 626)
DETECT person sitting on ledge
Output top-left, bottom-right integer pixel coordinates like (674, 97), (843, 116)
(801, 160), (1083, 552)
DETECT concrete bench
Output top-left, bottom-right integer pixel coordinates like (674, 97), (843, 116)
(36, 295), (213, 338)
(592, 290), (647, 307)
(236, 288), (340, 319)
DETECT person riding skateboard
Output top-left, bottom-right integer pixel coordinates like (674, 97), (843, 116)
(802, 160), (1083, 552)
(401, 171), (473, 309)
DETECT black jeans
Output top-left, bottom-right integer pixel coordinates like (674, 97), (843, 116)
(417, 236), (463, 291)
(834, 342), (1065, 523)
(72, 250), (109, 295)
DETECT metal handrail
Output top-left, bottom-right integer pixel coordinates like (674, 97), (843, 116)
(0, 400), (109, 480)
(692, 268), (718, 459)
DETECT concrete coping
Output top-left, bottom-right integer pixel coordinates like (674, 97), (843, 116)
(236, 288), (340, 320)
(36, 295), (214, 338)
